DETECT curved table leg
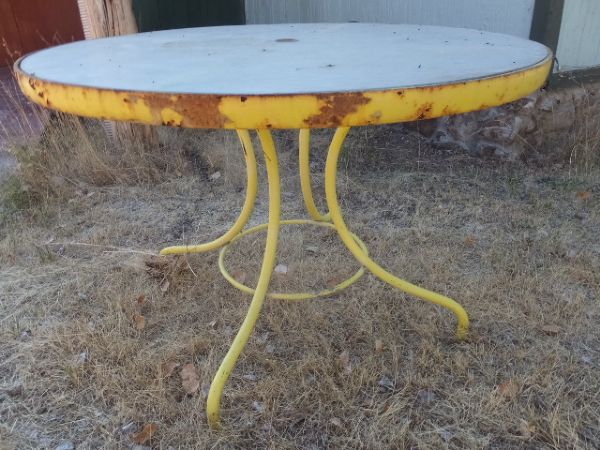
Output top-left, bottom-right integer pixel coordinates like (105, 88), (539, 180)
(299, 129), (330, 222)
(206, 129), (281, 428)
(324, 127), (470, 340)
(160, 130), (258, 255)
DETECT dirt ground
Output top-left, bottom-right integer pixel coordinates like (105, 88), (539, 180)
(0, 125), (599, 449)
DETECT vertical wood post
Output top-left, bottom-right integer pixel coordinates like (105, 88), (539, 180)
(77, 0), (158, 148)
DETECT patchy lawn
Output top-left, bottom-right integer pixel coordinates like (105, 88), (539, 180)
(1, 126), (599, 449)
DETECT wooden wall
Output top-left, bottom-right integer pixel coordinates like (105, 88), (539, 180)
(0, 0), (83, 66)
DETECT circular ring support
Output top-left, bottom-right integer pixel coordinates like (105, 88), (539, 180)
(219, 219), (368, 301)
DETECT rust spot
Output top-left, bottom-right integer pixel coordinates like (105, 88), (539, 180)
(128, 91), (226, 128)
(396, 90), (405, 97)
(441, 105), (461, 116)
(240, 96), (247, 102)
(305, 92), (371, 127)
(275, 38), (298, 43)
(415, 102), (433, 120)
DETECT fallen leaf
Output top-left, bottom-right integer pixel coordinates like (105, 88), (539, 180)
(330, 417), (343, 428)
(337, 350), (352, 374)
(132, 423), (158, 444)
(565, 248), (578, 259)
(378, 375), (395, 391)
(252, 400), (264, 413)
(416, 389), (436, 404)
(201, 383), (211, 399)
(136, 294), (146, 305)
(19, 329), (32, 341)
(144, 255), (172, 274)
(121, 421), (137, 433)
(464, 234), (478, 247)
(6, 385), (23, 397)
(145, 255), (186, 280)
(498, 379), (519, 399)
(541, 324), (561, 335)
(274, 264), (288, 275)
(576, 190), (592, 202)
(209, 171), (222, 181)
(75, 351), (88, 365)
(326, 275), (344, 288)
(160, 279), (170, 293)
(161, 361), (179, 378)
(243, 373), (258, 381)
(257, 332), (269, 344)
(54, 441), (74, 450)
(132, 313), (145, 330)
(374, 339), (384, 354)
(439, 429), (453, 442)
(305, 245), (319, 254)
(180, 363), (200, 395)
(518, 419), (535, 439)
(232, 270), (247, 284)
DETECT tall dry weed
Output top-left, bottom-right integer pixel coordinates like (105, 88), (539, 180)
(1, 72), (254, 197)
(567, 104), (600, 175)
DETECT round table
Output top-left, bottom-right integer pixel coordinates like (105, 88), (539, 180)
(15, 23), (552, 428)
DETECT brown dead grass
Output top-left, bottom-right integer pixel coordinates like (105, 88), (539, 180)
(566, 107), (600, 176)
(1, 123), (599, 449)
(10, 112), (192, 195)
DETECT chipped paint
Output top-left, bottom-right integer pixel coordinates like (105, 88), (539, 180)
(160, 107), (184, 127)
(305, 92), (371, 127)
(15, 55), (552, 129)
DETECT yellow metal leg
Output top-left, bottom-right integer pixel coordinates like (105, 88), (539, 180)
(299, 129), (331, 222)
(218, 219), (368, 300)
(324, 127), (470, 339)
(159, 130), (258, 255)
(206, 129), (281, 428)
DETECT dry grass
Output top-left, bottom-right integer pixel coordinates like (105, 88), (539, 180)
(566, 108), (600, 176)
(1, 121), (599, 449)
(9, 112), (193, 196)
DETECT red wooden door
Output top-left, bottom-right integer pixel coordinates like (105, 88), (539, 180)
(0, 0), (84, 66)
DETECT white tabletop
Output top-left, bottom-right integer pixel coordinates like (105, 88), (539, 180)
(18, 23), (550, 95)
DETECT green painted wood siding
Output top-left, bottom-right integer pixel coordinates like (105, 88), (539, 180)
(133, 0), (245, 31)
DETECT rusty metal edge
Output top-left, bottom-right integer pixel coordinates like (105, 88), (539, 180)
(14, 51), (553, 129)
